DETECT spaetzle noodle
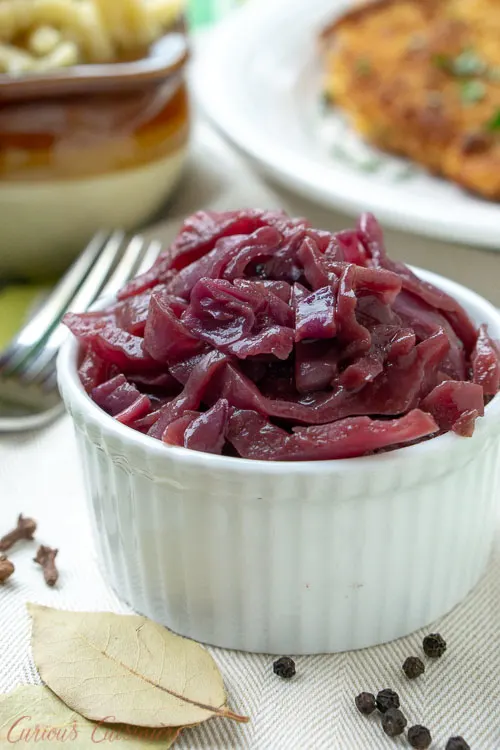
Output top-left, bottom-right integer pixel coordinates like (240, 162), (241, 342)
(0, 0), (184, 74)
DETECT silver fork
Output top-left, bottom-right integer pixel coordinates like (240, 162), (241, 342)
(0, 231), (161, 433)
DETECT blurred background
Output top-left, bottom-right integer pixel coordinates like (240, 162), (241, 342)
(2, 0), (500, 352)
(0, 0), (246, 350)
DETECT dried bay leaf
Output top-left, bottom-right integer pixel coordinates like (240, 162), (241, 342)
(0, 686), (180, 748)
(28, 604), (248, 728)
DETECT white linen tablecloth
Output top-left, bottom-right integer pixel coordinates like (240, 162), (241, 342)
(1, 123), (499, 749)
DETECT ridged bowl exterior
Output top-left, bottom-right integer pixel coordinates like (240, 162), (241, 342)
(58, 269), (500, 654)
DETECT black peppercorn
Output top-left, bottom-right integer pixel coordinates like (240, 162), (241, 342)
(423, 633), (447, 658)
(408, 725), (432, 749)
(446, 738), (471, 750)
(273, 656), (296, 679)
(381, 707), (407, 737)
(403, 656), (425, 679)
(355, 692), (376, 715)
(376, 688), (400, 713)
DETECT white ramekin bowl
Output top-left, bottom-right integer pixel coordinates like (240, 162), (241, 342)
(58, 268), (500, 655)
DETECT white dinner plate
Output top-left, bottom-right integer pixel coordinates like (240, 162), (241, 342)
(192, 0), (500, 249)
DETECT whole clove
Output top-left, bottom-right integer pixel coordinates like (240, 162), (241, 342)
(0, 514), (37, 552)
(34, 545), (59, 587)
(0, 555), (14, 583)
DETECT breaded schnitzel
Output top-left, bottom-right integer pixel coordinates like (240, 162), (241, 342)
(321, 0), (500, 199)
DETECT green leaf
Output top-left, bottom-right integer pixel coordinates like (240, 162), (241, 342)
(28, 604), (248, 729)
(486, 109), (500, 131)
(0, 686), (181, 749)
(460, 80), (486, 105)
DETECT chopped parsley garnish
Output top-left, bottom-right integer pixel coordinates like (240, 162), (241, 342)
(460, 80), (486, 105)
(355, 57), (372, 76)
(359, 157), (384, 173)
(486, 109), (500, 131)
(452, 49), (486, 77)
(433, 48), (487, 78)
(332, 145), (383, 173)
(432, 53), (451, 72)
(320, 91), (334, 111)
(395, 164), (418, 182)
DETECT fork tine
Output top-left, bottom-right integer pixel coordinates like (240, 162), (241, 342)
(19, 231), (126, 383)
(22, 232), (149, 386)
(98, 234), (148, 300)
(42, 369), (58, 394)
(136, 239), (162, 277)
(0, 231), (109, 376)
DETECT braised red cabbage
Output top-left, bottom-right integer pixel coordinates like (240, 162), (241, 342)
(64, 210), (500, 460)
